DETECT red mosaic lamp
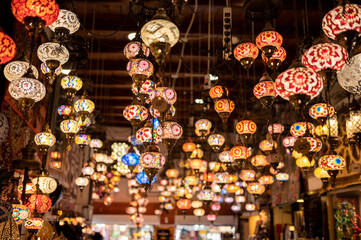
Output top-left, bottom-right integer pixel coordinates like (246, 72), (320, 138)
(0, 32), (16, 65)
(11, 0), (60, 36)
(233, 42), (259, 70)
(253, 72), (277, 109)
(256, 23), (283, 59)
(261, 47), (286, 71)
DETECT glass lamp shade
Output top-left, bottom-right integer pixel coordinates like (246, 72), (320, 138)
(25, 217), (44, 230)
(136, 126), (161, 144)
(210, 203), (221, 212)
(164, 203), (173, 211)
(40, 62), (61, 76)
(121, 152), (140, 166)
(82, 165), (95, 176)
(207, 213), (216, 222)
(346, 109), (361, 139)
(76, 116), (91, 128)
(49, 9), (80, 34)
(230, 146), (251, 160)
(305, 137), (322, 152)
(247, 182), (266, 195)
(233, 42), (259, 62)
(75, 134), (91, 146)
(303, 43), (348, 73)
(4, 61), (38, 81)
(60, 119), (80, 134)
(185, 176), (198, 186)
(190, 159), (204, 172)
(319, 155), (345, 171)
(251, 155), (269, 168)
(140, 11), (179, 48)
(236, 120), (257, 135)
(275, 67), (323, 101)
(256, 30), (283, 57)
(131, 80), (155, 104)
(309, 103), (335, 120)
(165, 169), (179, 178)
(127, 58), (154, 78)
(214, 99), (235, 121)
(209, 85), (229, 101)
(61, 73), (83, 93)
(182, 142), (196, 153)
(12, 204), (30, 225)
(193, 208), (205, 217)
(268, 123), (284, 134)
(74, 96), (95, 117)
(195, 119), (212, 131)
(176, 199), (191, 210)
(150, 105), (176, 118)
(150, 87), (177, 111)
(128, 135), (143, 146)
(11, 0), (59, 26)
(259, 140), (277, 153)
(214, 172), (229, 187)
(34, 131), (56, 150)
(191, 200), (203, 209)
(90, 139), (103, 149)
(245, 203), (256, 211)
(75, 175), (89, 189)
(276, 172), (289, 182)
(236, 195), (246, 203)
(57, 105), (72, 117)
(124, 41), (150, 59)
(0, 33), (16, 65)
(314, 167), (331, 180)
(282, 136), (297, 148)
(198, 188), (215, 203)
(296, 156), (314, 169)
(226, 184), (240, 194)
(158, 121), (183, 140)
(139, 147), (166, 169)
(37, 42), (69, 65)
(337, 53), (361, 94)
(207, 134), (225, 152)
(253, 73), (277, 104)
(136, 172), (156, 185)
(240, 170), (256, 181)
(31, 175), (57, 194)
(259, 175), (274, 185)
(26, 194), (52, 213)
(329, 114), (339, 137)
(231, 204), (241, 212)
(18, 183), (36, 196)
(123, 105), (148, 122)
(322, 4), (361, 40)
(261, 47), (287, 64)
(8, 77), (46, 105)
(219, 151), (234, 165)
(290, 122), (315, 137)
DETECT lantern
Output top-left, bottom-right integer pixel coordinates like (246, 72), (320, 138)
(149, 87), (177, 114)
(305, 137), (322, 153)
(131, 80), (155, 105)
(176, 199), (191, 213)
(165, 169), (179, 179)
(190, 159), (204, 174)
(127, 58), (154, 87)
(123, 104), (148, 129)
(60, 118), (80, 146)
(26, 195), (52, 213)
(240, 169), (256, 182)
(61, 70), (83, 100)
(207, 213), (216, 223)
(276, 172), (289, 182)
(245, 203), (256, 211)
(90, 139), (103, 150)
(337, 53), (361, 94)
(275, 66), (323, 110)
(233, 42), (259, 70)
(139, 144), (166, 183)
(253, 72), (277, 108)
(346, 109), (361, 140)
(124, 41), (150, 60)
(236, 120), (257, 146)
(57, 105), (72, 118)
(296, 156), (315, 172)
(309, 103), (335, 125)
(209, 85), (229, 102)
(75, 175), (89, 190)
(75, 134), (91, 147)
(226, 184), (240, 194)
(258, 175), (274, 185)
(121, 152), (140, 172)
(49, 9), (80, 40)
(0, 32), (16, 65)
(198, 185), (215, 205)
(214, 98), (235, 123)
(262, 47), (286, 71)
(218, 150), (234, 167)
(236, 195), (246, 203)
(191, 200), (203, 209)
(182, 141), (196, 157)
(74, 94), (95, 121)
(290, 122), (315, 137)
(8, 74), (46, 112)
(25, 217), (44, 230)
(314, 167), (330, 184)
(319, 154), (345, 186)
(214, 172), (229, 189)
(31, 172), (57, 194)
(193, 208), (205, 217)
(230, 145), (251, 167)
(34, 128), (56, 152)
(207, 133), (225, 152)
(158, 118), (183, 151)
(82, 162), (95, 177)
(255, 25), (283, 59)
(322, 4), (361, 53)
(40, 62), (62, 83)
(251, 155), (269, 169)
(259, 140), (277, 154)
(4, 61), (38, 82)
(247, 182), (265, 196)
(76, 116), (91, 129)
(195, 119), (212, 139)
(12, 204), (29, 225)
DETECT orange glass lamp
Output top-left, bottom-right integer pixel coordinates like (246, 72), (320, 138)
(234, 42), (259, 70)
(209, 85), (229, 102)
(195, 119), (212, 141)
(251, 155), (269, 170)
(258, 175), (274, 185)
(247, 182), (266, 198)
(236, 120), (257, 146)
(230, 145), (251, 167)
(218, 150), (234, 168)
(240, 169), (256, 182)
(253, 73), (278, 109)
(319, 154), (345, 187)
(226, 184), (240, 194)
(314, 167), (330, 185)
(190, 159), (204, 174)
(256, 23), (283, 59)
(0, 32), (16, 65)
(176, 198), (191, 214)
(182, 141), (196, 158)
(214, 98), (235, 123)
(165, 169), (179, 179)
(261, 47), (286, 71)
(207, 134), (225, 152)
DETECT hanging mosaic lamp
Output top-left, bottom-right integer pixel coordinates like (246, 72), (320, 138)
(268, 123), (284, 136)
(11, 0), (59, 36)
(195, 119), (212, 141)
(253, 72), (277, 109)
(57, 104), (72, 119)
(207, 213), (216, 224)
(4, 61), (38, 81)
(31, 171), (57, 194)
(251, 154), (269, 170)
(0, 32), (16, 65)
(158, 115), (183, 151)
(74, 92), (95, 121)
(214, 98), (235, 123)
(198, 184), (215, 205)
(150, 87), (177, 114)
(346, 108), (361, 143)
(49, 9), (80, 40)
(230, 145), (251, 167)
(209, 85), (229, 102)
(75, 174), (89, 190)
(189, 159), (204, 174)
(124, 36), (150, 60)
(233, 42), (259, 70)
(75, 134), (91, 148)
(290, 122), (315, 137)
(337, 53), (361, 94)
(259, 140), (277, 155)
(131, 80), (155, 105)
(236, 120), (257, 146)
(193, 208), (205, 217)
(82, 161), (95, 177)
(275, 65), (323, 111)
(141, 8), (179, 64)
(240, 169), (256, 182)
(121, 149), (140, 173)
(303, 43), (348, 84)
(34, 125), (56, 153)
(12, 204), (30, 225)
(123, 102), (148, 130)
(218, 150), (234, 168)
(60, 69), (83, 101)
(296, 156), (315, 174)
(319, 154), (345, 187)
(261, 47), (286, 71)
(176, 198), (191, 214)
(314, 167), (330, 185)
(90, 139), (103, 152)
(139, 144), (166, 183)
(37, 42), (69, 84)
(214, 171), (229, 189)
(127, 57), (154, 88)
(26, 194), (52, 213)
(276, 172), (289, 182)
(309, 103), (335, 125)
(182, 140), (196, 158)
(8, 69), (46, 112)
(136, 120), (161, 150)
(207, 133), (225, 152)
(60, 115), (80, 147)
(246, 182), (266, 198)
(255, 23), (283, 59)
(40, 62), (62, 83)
(25, 217), (44, 237)
(245, 203), (256, 211)
(322, 3), (361, 53)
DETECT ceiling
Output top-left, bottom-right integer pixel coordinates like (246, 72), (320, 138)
(57, 0), (346, 131)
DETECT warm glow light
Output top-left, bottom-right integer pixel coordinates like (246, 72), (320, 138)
(319, 155), (345, 171)
(236, 120), (257, 135)
(246, 182), (265, 195)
